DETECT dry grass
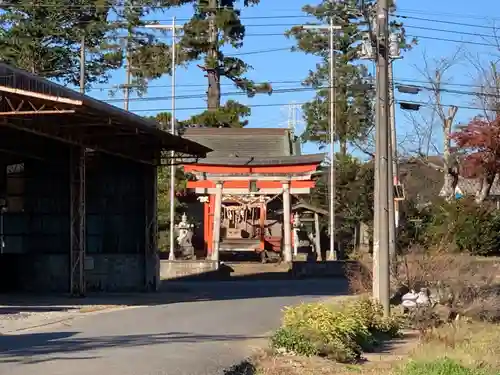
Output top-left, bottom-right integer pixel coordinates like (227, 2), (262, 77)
(252, 321), (500, 375)
(413, 321), (500, 370)
(254, 331), (419, 375)
(347, 251), (500, 322)
(250, 251), (500, 375)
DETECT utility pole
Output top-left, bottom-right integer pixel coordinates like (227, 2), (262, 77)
(361, 11), (401, 306)
(374, 0), (391, 316)
(124, 36), (132, 111)
(299, 18), (341, 261)
(388, 60), (397, 271)
(80, 36), (86, 94)
(387, 34), (402, 275)
(146, 17), (183, 261)
(287, 102), (300, 133)
(328, 15), (337, 261)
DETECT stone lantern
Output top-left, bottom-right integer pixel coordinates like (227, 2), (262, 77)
(175, 213), (195, 259)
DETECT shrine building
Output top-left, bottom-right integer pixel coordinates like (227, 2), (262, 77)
(181, 127), (324, 262)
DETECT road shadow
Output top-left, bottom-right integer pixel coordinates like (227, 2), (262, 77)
(0, 331), (264, 364)
(0, 277), (349, 312)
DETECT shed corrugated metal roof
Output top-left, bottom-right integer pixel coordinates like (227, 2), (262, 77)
(0, 63), (210, 156)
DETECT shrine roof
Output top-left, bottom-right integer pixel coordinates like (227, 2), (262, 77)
(193, 153), (325, 166)
(182, 127), (297, 158)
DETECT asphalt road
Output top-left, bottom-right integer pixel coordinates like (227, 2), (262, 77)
(0, 279), (348, 375)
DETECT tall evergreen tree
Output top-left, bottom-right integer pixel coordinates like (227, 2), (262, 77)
(287, 0), (412, 155)
(110, 0), (173, 97)
(287, 0), (375, 155)
(164, 0), (272, 127)
(0, 0), (122, 86)
(287, 0), (373, 155)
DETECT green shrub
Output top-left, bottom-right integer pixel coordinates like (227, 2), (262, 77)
(270, 327), (318, 357)
(341, 298), (402, 338)
(270, 298), (402, 363)
(401, 358), (493, 375)
(426, 199), (500, 256)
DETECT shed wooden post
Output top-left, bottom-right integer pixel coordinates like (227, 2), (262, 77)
(282, 181), (292, 263)
(70, 146), (86, 296)
(211, 182), (223, 263)
(314, 212), (321, 261)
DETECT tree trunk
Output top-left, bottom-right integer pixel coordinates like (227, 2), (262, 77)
(206, 0), (220, 112)
(439, 107), (459, 201)
(476, 172), (496, 203)
(207, 71), (220, 111)
(340, 140), (347, 156)
(440, 132), (459, 201)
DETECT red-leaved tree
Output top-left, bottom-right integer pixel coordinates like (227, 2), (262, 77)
(450, 116), (500, 203)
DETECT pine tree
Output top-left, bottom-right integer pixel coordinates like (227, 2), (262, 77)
(287, 0), (412, 155)
(286, 0), (375, 155)
(164, 0), (272, 127)
(110, 1), (174, 97)
(0, 0), (122, 86)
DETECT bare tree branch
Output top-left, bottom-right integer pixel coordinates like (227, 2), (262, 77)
(404, 48), (463, 200)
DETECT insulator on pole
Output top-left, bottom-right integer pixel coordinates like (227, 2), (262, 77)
(389, 33), (401, 59)
(359, 35), (375, 60)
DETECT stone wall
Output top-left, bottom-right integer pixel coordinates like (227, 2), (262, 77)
(160, 260), (220, 280)
(0, 253), (157, 293)
(85, 254), (145, 292)
(291, 260), (359, 279)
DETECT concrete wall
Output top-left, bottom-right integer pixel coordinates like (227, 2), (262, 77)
(160, 260), (219, 280)
(291, 260), (359, 279)
(0, 253), (157, 293)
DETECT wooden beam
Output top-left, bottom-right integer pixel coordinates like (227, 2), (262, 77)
(191, 173), (315, 181)
(0, 86), (83, 105)
(189, 180), (315, 189)
(0, 110), (75, 116)
(212, 182), (223, 263)
(283, 182), (292, 263)
(184, 164), (320, 174)
(194, 187), (311, 195)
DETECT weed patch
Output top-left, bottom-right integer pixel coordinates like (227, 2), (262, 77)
(400, 358), (493, 375)
(270, 298), (402, 363)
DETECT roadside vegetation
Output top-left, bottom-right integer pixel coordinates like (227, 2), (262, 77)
(242, 246), (500, 375)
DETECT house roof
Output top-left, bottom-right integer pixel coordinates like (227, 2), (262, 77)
(458, 176), (500, 196)
(398, 157), (444, 203)
(0, 63), (210, 158)
(398, 156), (500, 200)
(182, 127), (296, 159)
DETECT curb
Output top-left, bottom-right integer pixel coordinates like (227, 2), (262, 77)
(0, 304), (146, 335)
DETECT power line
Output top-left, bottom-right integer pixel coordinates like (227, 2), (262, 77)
(393, 13), (500, 30)
(4, 30), (499, 50)
(404, 25), (500, 40)
(88, 77), (495, 91)
(395, 8), (500, 23)
(100, 81), (500, 104)
(126, 97), (495, 113)
(406, 34), (497, 48)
